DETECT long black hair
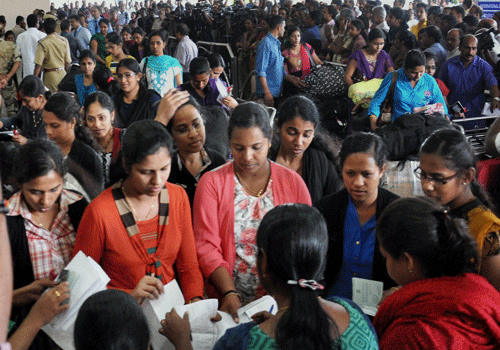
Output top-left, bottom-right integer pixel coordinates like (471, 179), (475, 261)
(271, 95), (339, 164)
(92, 65), (120, 96)
(420, 128), (495, 211)
(338, 132), (387, 170)
(378, 196), (479, 278)
(18, 75), (51, 101)
(44, 92), (100, 151)
(257, 204), (339, 350)
(228, 102), (272, 140)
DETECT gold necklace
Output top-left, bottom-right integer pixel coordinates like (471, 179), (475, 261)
(101, 131), (114, 153)
(235, 167), (271, 197)
(121, 184), (157, 221)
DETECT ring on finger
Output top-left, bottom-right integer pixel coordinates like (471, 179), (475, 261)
(54, 290), (61, 297)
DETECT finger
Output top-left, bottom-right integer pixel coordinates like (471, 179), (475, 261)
(210, 312), (222, 322)
(183, 311), (189, 322)
(231, 311), (239, 323)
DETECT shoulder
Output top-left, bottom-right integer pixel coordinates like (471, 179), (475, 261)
(377, 186), (400, 204)
(86, 187), (115, 210)
(205, 148), (227, 164)
(214, 323), (255, 350)
(315, 188), (348, 213)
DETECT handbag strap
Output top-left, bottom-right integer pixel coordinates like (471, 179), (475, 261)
(386, 71), (398, 105)
(304, 44), (317, 69)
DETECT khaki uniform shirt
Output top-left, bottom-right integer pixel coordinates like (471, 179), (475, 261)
(0, 39), (20, 116)
(34, 34), (71, 91)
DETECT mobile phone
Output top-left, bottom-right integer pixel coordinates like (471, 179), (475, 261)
(450, 101), (465, 114)
(56, 269), (70, 305)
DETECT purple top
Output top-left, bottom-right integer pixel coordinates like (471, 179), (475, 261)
(348, 50), (393, 81)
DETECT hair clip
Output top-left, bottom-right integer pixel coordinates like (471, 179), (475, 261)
(107, 76), (114, 84)
(0, 199), (9, 214)
(287, 279), (324, 291)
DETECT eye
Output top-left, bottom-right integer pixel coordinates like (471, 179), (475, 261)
(253, 145), (262, 150)
(362, 172), (373, 177)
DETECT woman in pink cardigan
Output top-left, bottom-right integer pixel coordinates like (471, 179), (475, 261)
(193, 102), (312, 322)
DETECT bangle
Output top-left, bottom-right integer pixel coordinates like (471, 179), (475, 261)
(494, 97), (500, 102)
(222, 290), (242, 301)
(188, 296), (203, 304)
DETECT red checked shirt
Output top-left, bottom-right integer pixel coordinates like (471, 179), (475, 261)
(7, 189), (83, 281)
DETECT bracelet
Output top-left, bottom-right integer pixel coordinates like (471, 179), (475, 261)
(222, 290), (242, 301)
(0, 199), (8, 214)
(494, 97), (500, 102)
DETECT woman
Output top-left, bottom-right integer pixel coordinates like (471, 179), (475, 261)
(6, 139), (88, 349)
(83, 91), (122, 188)
(270, 95), (341, 204)
(367, 50), (447, 132)
(331, 19), (367, 64)
(344, 29), (394, 86)
(207, 53), (239, 110)
(281, 26), (322, 95)
(113, 58), (161, 128)
(139, 30), (183, 97)
(193, 102), (312, 320)
(75, 50), (98, 107)
(120, 26), (135, 52)
(424, 52), (449, 102)
(73, 120), (204, 303)
(43, 92), (104, 200)
(390, 30), (417, 70)
(105, 32), (135, 77)
(163, 205), (379, 350)
(90, 18), (110, 67)
(374, 197), (500, 349)
(130, 27), (150, 62)
(315, 132), (399, 299)
(418, 129), (500, 291)
(166, 96), (226, 206)
(0, 75), (49, 144)
(92, 65), (120, 97)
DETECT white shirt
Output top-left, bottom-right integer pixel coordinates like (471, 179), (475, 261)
(375, 21), (390, 34)
(16, 27), (46, 78)
(320, 19), (335, 49)
(174, 36), (198, 73)
(446, 47), (460, 60)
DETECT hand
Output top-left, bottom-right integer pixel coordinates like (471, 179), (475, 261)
(159, 309), (192, 349)
(378, 286), (401, 306)
(155, 89), (191, 126)
(264, 92), (274, 107)
(26, 282), (70, 328)
(290, 76), (306, 88)
(130, 275), (164, 303)
(218, 293), (241, 323)
(491, 99), (500, 113)
(13, 278), (58, 306)
(12, 134), (28, 145)
(251, 311), (272, 324)
(221, 96), (238, 109)
(0, 78), (7, 89)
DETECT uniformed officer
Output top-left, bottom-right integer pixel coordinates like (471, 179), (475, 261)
(33, 18), (71, 92)
(0, 33), (21, 117)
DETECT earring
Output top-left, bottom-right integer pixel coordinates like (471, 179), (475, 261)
(463, 182), (467, 185)
(408, 269), (413, 274)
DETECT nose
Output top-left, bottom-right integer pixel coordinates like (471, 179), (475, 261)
(151, 171), (162, 186)
(39, 192), (49, 206)
(421, 177), (435, 192)
(243, 148), (253, 162)
(187, 125), (197, 138)
(294, 135), (303, 146)
(353, 174), (364, 187)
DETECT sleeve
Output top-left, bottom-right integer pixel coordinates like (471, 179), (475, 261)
(192, 172), (231, 278)
(324, 159), (341, 200)
(172, 186), (205, 301)
(76, 37), (87, 55)
(72, 202), (106, 264)
(33, 42), (45, 66)
(385, 51), (394, 69)
(213, 323), (254, 350)
(438, 61), (449, 85)
(84, 30), (92, 46)
(12, 44), (20, 62)
(139, 57), (145, 71)
(378, 321), (451, 350)
(483, 61), (499, 90)
(367, 71), (394, 117)
(255, 40), (270, 78)
(175, 44), (187, 67)
(428, 77), (448, 114)
(62, 37), (72, 65)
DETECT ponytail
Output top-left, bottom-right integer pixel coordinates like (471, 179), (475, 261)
(470, 180), (496, 213)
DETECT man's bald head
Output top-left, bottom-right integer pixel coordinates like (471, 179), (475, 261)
(479, 18), (498, 32)
(446, 28), (462, 51)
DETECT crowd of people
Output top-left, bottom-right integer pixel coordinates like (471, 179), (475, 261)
(2, 0), (500, 349)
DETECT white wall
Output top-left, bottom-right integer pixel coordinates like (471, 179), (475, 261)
(4, 0), (50, 33)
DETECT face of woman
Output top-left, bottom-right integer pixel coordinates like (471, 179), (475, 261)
(80, 57), (96, 77)
(244, 19), (253, 31)
(230, 126), (270, 176)
(289, 30), (301, 47)
(278, 116), (315, 158)
(85, 101), (114, 139)
(117, 66), (140, 93)
(404, 65), (425, 83)
(133, 33), (143, 45)
(171, 104), (205, 154)
(380, 245), (411, 286)
(425, 58), (437, 77)
(369, 38), (385, 53)
(149, 35), (166, 56)
(106, 40), (122, 56)
(99, 23), (108, 35)
(22, 170), (64, 214)
(210, 66), (224, 80)
(348, 25), (361, 37)
(342, 152), (385, 205)
(18, 91), (44, 112)
(419, 153), (466, 208)
(121, 31), (132, 42)
(43, 110), (75, 146)
(127, 147), (172, 197)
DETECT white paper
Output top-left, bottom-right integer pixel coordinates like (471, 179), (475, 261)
(142, 279), (185, 350)
(352, 278), (383, 317)
(482, 102), (500, 116)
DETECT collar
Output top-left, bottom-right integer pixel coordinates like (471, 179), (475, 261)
(176, 148), (211, 177)
(266, 32), (281, 44)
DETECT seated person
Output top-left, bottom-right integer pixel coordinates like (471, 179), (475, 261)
(368, 49), (448, 131)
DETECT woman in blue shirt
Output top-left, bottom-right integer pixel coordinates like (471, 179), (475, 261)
(315, 132), (399, 299)
(368, 49), (447, 132)
(75, 50), (98, 107)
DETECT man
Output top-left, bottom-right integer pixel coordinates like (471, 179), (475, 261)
(468, 5), (483, 20)
(0, 31), (21, 117)
(70, 14), (91, 49)
(302, 10), (322, 50)
(439, 35), (500, 128)
(371, 6), (389, 34)
(174, 23), (198, 82)
(450, 5), (465, 24)
(438, 13), (457, 46)
(117, 1), (131, 30)
(411, 3), (427, 39)
(445, 28), (462, 60)
(34, 18), (71, 92)
(88, 6), (112, 35)
(393, 0), (404, 8)
(462, 0), (472, 15)
(386, 7), (408, 52)
(330, 8), (356, 63)
(10, 16), (26, 42)
(255, 15), (287, 107)
(320, 6), (336, 49)
(60, 19), (85, 64)
(419, 26), (446, 69)
(427, 5), (441, 26)
(16, 14), (46, 78)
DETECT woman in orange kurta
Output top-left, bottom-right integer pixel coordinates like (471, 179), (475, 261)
(73, 120), (203, 303)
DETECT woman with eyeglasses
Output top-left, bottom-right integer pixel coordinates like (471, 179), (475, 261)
(418, 128), (500, 292)
(113, 58), (161, 128)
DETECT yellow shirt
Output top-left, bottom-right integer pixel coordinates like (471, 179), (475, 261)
(411, 20), (427, 39)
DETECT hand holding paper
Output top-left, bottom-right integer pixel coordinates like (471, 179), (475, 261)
(160, 309), (193, 350)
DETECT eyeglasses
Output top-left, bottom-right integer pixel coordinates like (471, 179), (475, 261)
(414, 167), (459, 185)
(116, 72), (136, 80)
(425, 65), (436, 70)
(173, 121), (204, 135)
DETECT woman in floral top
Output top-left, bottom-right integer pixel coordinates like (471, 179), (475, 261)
(193, 102), (311, 322)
